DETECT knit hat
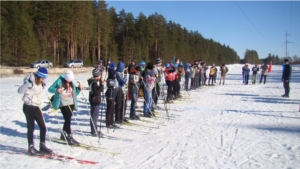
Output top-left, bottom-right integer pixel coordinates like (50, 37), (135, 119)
(35, 67), (48, 79)
(155, 58), (162, 63)
(64, 70), (74, 82)
(98, 59), (103, 63)
(284, 59), (289, 62)
(212, 63), (215, 66)
(92, 69), (102, 77)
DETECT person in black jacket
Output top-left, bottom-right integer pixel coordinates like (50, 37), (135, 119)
(281, 59), (292, 97)
(88, 69), (106, 136)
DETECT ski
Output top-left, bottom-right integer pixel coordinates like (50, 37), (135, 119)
(1, 147), (98, 164)
(47, 137), (120, 155)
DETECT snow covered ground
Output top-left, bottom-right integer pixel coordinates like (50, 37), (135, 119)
(0, 64), (299, 169)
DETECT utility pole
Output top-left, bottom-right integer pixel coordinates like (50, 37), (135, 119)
(284, 31), (293, 58)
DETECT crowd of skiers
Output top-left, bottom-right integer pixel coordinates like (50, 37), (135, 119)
(17, 57), (292, 156)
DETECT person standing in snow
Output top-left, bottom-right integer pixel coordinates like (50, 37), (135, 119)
(48, 70), (83, 145)
(190, 64), (196, 89)
(87, 69), (105, 136)
(164, 63), (175, 103)
(129, 66), (143, 120)
(259, 63), (268, 84)
(18, 67), (53, 155)
(243, 64), (250, 85)
(281, 59), (292, 97)
(242, 63), (247, 84)
(219, 64), (228, 85)
(105, 62), (119, 129)
(184, 63), (191, 90)
(144, 69), (157, 117)
(115, 62), (128, 124)
(251, 64), (259, 84)
(208, 64), (217, 85)
(152, 58), (163, 110)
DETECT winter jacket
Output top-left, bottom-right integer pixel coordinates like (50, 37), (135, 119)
(220, 66), (228, 76)
(129, 74), (142, 93)
(260, 65), (268, 75)
(209, 67), (217, 76)
(252, 66), (259, 75)
(282, 64), (292, 80)
(145, 74), (156, 91)
(87, 78), (104, 105)
(243, 66), (250, 75)
(48, 74), (81, 110)
(116, 61), (127, 88)
(190, 67), (196, 78)
(164, 67), (176, 81)
(18, 73), (44, 107)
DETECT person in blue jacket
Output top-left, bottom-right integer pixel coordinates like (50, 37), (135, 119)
(48, 70), (83, 145)
(281, 59), (292, 97)
(243, 63), (250, 85)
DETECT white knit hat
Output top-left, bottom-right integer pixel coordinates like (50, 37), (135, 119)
(64, 70), (74, 82)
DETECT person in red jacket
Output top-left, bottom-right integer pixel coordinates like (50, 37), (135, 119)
(164, 63), (176, 103)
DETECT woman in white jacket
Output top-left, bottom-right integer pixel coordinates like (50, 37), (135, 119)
(18, 67), (53, 155)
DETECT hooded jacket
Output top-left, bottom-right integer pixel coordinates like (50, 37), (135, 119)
(48, 74), (81, 110)
(116, 62), (127, 88)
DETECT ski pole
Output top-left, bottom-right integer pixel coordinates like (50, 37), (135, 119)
(77, 81), (101, 144)
(44, 92), (72, 152)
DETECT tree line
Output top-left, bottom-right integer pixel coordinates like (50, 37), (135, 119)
(243, 49), (299, 65)
(1, 1), (240, 67)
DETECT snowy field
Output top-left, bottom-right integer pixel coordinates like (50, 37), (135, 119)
(0, 64), (299, 169)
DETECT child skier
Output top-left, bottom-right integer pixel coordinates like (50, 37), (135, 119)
(87, 69), (105, 136)
(18, 67), (53, 155)
(48, 70), (83, 145)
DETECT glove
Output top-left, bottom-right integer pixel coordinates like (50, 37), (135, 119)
(24, 73), (35, 88)
(124, 69), (128, 75)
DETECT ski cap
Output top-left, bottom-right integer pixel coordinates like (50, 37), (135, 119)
(64, 70), (74, 82)
(36, 67), (48, 79)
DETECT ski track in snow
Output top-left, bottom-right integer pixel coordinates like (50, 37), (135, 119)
(0, 64), (300, 168)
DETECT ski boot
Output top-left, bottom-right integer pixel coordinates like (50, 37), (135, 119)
(39, 142), (53, 155)
(28, 144), (40, 156)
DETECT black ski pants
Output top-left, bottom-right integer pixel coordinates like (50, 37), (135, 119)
(60, 105), (74, 134)
(106, 98), (115, 126)
(283, 80), (290, 96)
(115, 88), (124, 122)
(23, 104), (46, 145)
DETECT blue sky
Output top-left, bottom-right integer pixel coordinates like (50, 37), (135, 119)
(106, 1), (300, 60)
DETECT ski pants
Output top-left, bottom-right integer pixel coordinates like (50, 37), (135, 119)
(166, 80), (173, 101)
(90, 105), (100, 134)
(143, 90), (152, 115)
(260, 75), (267, 84)
(283, 80), (290, 96)
(115, 88), (124, 122)
(220, 75), (226, 84)
(185, 76), (189, 90)
(23, 104), (46, 145)
(244, 74), (249, 84)
(252, 74), (257, 84)
(208, 75), (214, 84)
(60, 104), (75, 134)
(130, 91), (138, 117)
(106, 98), (115, 126)
(152, 83), (160, 105)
